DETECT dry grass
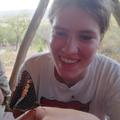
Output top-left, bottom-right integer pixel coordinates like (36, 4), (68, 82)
(0, 47), (37, 80)
(0, 48), (16, 79)
(1, 16), (120, 80)
(1, 43), (120, 81)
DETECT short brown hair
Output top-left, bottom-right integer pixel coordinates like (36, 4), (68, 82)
(48, 0), (112, 35)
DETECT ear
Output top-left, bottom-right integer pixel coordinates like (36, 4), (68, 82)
(97, 40), (101, 49)
(97, 33), (103, 49)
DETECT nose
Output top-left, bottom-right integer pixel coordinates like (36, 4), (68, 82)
(62, 36), (79, 55)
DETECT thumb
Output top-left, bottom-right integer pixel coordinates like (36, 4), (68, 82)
(16, 110), (36, 120)
(35, 106), (46, 119)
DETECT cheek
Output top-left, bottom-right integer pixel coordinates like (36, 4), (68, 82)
(50, 38), (65, 53)
(80, 42), (99, 59)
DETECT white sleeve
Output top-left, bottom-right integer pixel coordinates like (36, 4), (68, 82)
(105, 68), (120, 120)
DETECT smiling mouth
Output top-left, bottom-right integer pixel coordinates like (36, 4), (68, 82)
(60, 57), (79, 64)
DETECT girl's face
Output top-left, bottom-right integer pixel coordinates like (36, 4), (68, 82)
(50, 6), (101, 85)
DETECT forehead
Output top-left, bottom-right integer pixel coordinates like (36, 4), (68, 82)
(52, 6), (100, 33)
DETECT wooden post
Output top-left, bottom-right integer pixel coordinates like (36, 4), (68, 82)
(112, 0), (120, 26)
(9, 0), (50, 92)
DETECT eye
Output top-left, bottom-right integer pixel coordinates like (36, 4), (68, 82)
(52, 29), (68, 38)
(79, 34), (93, 41)
(56, 31), (67, 37)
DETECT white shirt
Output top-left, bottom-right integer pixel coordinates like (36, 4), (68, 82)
(17, 52), (120, 120)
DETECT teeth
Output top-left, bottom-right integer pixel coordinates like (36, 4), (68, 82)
(61, 57), (78, 64)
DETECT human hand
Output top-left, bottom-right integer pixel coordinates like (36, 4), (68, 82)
(0, 88), (4, 104)
(16, 106), (100, 120)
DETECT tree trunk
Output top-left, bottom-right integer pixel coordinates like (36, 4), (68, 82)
(9, 0), (50, 92)
(112, 0), (120, 26)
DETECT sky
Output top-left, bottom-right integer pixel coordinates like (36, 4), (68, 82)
(0, 0), (40, 11)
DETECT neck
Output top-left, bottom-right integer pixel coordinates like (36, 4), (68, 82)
(54, 68), (86, 87)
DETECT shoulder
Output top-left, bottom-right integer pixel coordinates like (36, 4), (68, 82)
(18, 52), (52, 76)
(17, 52), (52, 82)
(24, 52), (51, 67)
(95, 53), (120, 68)
(93, 53), (120, 75)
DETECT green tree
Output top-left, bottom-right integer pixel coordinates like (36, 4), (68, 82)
(5, 12), (31, 50)
(0, 11), (31, 50)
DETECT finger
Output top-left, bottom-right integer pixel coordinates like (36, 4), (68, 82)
(16, 109), (36, 120)
(35, 106), (46, 119)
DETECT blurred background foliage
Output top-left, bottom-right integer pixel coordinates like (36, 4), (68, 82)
(99, 16), (120, 61)
(0, 11), (120, 78)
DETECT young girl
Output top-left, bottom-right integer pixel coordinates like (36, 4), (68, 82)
(10, 0), (120, 120)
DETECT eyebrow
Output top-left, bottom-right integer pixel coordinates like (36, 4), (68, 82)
(53, 26), (97, 35)
(53, 26), (68, 31)
(79, 30), (95, 34)
(78, 30), (97, 36)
